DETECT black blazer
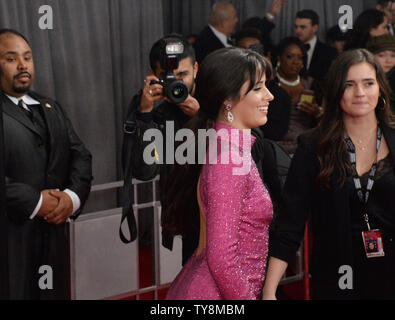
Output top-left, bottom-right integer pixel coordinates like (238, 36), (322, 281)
(308, 40), (338, 82)
(2, 92), (92, 221)
(0, 96), (9, 298)
(269, 124), (395, 299)
(193, 26), (225, 64)
(2, 91), (93, 299)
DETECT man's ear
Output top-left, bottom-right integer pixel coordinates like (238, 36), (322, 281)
(313, 24), (319, 35)
(193, 61), (198, 79)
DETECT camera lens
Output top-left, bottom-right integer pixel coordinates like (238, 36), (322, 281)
(172, 86), (185, 98)
(166, 79), (188, 104)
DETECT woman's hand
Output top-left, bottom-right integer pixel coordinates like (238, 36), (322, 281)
(297, 101), (323, 118)
(262, 291), (277, 300)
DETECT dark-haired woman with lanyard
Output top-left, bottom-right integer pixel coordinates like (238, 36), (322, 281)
(262, 49), (395, 299)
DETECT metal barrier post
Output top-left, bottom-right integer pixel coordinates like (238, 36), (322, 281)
(303, 223), (310, 300)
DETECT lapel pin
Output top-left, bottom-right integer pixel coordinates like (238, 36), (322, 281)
(45, 103), (52, 109)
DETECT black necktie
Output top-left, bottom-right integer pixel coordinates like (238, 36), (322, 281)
(18, 99), (33, 119)
(18, 99), (47, 145)
(304, 43), (311, 52)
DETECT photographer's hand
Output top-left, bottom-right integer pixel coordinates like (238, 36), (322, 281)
(139, 75), (164, 113)
(177, 94), (200, 117)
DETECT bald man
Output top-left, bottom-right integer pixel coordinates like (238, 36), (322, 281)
(194, 2), (238, 63)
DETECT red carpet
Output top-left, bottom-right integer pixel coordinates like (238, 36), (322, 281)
(122, 244), (168, 300)
(121, 244), (307, 300)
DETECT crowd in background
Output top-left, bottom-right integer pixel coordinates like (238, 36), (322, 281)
(186, 0), (395, 156)
(148, 0), (395, 300)
(2, 0), (395, 301)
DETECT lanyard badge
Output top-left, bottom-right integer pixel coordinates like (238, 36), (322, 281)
(345, 124), (385, 258)
(361, 229), (385, 258)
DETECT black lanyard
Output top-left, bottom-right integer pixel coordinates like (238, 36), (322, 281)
(344, 125), (382, 231)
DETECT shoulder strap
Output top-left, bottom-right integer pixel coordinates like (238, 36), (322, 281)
(119, 121), (138, 243)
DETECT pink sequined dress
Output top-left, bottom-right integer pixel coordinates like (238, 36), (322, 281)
(166, 123), (273, 300)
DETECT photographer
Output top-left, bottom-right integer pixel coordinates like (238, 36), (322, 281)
(122, 35), (199, 264)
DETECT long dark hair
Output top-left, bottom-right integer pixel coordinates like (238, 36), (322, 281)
(316, 49), (393, 188)
(162, 48), (272, 237)
(344, 9), (386, 50)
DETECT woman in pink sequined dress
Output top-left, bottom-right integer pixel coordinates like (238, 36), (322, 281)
(164, 48), (274, 300)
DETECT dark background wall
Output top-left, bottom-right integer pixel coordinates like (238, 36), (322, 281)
(0, 0), (376, 212)
(164, 0), (375, 42)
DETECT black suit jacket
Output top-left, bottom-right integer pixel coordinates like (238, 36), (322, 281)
(0, 96), (9, 298)
(269, 124), (395, 299)
(193, 26), (225, 64)
(308, 40), (338, 82)
(2, 91), (93, 299)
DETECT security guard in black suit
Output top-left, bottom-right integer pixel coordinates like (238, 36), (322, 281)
(0, 29), (92, 299)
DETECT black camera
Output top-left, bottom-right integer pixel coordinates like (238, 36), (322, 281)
(150, 41), (189, 104)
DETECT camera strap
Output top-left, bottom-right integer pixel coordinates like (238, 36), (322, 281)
(120, 120), (138, 243)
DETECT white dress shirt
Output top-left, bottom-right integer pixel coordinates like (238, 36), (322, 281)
(388, 24), (394, 36)
(306, 35), (317, 70)
(209, 24), (232, 47)
(5, 93), (81, 219)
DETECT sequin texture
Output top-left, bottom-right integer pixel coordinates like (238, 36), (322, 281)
(166, 123), (273, 300)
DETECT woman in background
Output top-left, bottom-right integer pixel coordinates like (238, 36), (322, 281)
(367, 34), (395, 112)
(263, 49), (395, 300)
(367, 34), (395, 74)
(345, 9), (389, 51)
(164, 48), (274, 300)
(273, 37), (322, 155)
(235, 29), (293, 142)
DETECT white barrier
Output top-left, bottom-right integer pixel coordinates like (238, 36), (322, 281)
(69, 178), (182, 300)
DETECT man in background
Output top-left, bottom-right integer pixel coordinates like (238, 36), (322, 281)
(0, 85), (8, 299)
(294, 9), (338, 83)
(123, 35), (199, 265)
(193, 2), (238, 63)
(0, 29), (92, 299)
